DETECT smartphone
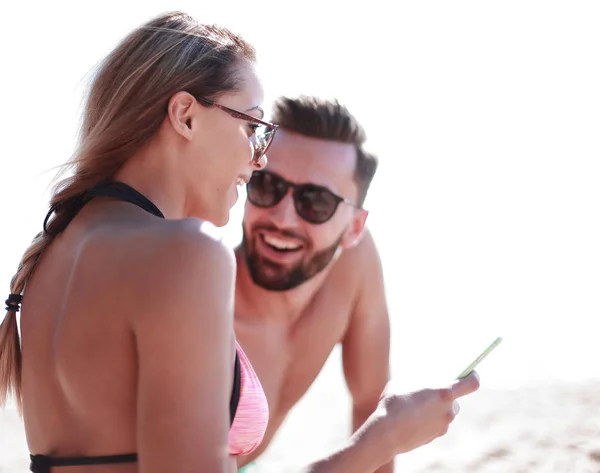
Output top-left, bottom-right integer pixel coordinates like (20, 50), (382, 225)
(456, 336), (503, 379)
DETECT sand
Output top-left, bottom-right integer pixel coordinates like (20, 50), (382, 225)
(1, 370), (598, 473)
(252, 354), (600, 473)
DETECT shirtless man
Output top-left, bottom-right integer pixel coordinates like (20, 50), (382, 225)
(234, 96), (394, 472)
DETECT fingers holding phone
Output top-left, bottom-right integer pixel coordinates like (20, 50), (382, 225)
(372, 372), (481, 458)
(362, 338), (501, 465)
(450, 370), (481, 399)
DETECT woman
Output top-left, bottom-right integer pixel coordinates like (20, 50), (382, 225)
(0, 10), (481, 473)
(0, 11), (274, 473)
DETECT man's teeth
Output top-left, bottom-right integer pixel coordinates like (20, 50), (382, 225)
(263, 235), (301, 250)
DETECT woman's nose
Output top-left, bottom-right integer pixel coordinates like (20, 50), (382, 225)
(253, 154), (268, 170)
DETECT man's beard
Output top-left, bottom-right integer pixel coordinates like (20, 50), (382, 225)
(242, 227), (344, 291)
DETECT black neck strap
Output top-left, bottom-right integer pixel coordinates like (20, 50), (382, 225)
(43, 181), (164, 235)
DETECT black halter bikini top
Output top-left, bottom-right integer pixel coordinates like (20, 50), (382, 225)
(30, 181), (241, 473)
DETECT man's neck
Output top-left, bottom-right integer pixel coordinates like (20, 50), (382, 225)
(234, 246), (331, 324)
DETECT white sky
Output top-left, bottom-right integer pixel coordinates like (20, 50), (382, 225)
(1, 1), (599, 389)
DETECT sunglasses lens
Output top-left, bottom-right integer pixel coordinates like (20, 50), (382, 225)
(247, 171), (287, 207)
(294, 187), (339, 224)
(251, 125), (277, 164)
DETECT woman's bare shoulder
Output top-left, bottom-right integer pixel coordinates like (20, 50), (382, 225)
(86, 217), (236, 326)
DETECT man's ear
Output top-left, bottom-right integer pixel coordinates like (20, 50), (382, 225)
(340, 208), (369, 250)
(166, 91), (198, 141)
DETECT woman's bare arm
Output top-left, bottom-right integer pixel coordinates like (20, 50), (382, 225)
(128, 224), (236, 473)
(297, 373), (481, 473)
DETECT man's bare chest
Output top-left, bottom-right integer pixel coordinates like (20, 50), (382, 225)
(234, 290), (354, 417)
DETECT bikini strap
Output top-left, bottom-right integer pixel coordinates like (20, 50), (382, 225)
(85, 181), (164, 218)
(30, 453), (138, 473)
(43, 181), (164, 236)
(230, 350), (241, 424)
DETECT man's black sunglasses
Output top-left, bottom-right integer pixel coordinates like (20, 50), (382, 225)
(246, 170), (359, 224)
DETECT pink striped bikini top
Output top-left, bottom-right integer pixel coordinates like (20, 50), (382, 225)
(228, 341), (269, 456)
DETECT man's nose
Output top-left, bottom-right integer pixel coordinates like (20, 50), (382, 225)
(269, 190), (299, 228)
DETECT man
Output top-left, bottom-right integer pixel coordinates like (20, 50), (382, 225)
(234, 96), (393, 472)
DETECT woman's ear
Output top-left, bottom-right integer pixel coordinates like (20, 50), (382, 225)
(166, 91), (198, 141)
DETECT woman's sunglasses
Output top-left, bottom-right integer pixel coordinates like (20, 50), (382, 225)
(194, 96), (278, 166)
(247, 170), (360, 224)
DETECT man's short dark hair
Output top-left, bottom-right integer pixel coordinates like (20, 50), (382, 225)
(271, 96), (378, 206)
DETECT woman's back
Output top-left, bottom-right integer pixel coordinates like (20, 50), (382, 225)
(21, 196), (240, 472)
(21, 201), (159, 460)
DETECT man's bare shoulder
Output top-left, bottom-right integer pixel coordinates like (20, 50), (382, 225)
(336, 228), (382, 275)
(322, 229), (383, 302)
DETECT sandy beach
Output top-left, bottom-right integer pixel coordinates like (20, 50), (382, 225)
(1, 350), (598, 473)
(253, 352), (600, 473)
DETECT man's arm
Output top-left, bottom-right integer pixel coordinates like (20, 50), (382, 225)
(340, 230), (393, 473)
